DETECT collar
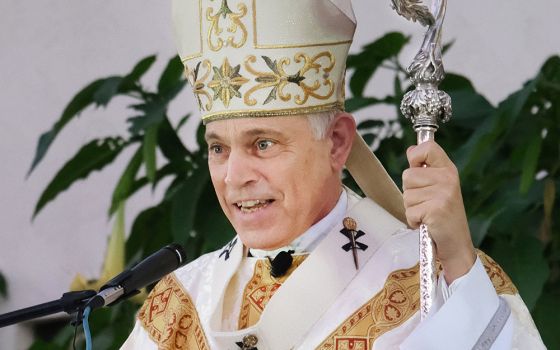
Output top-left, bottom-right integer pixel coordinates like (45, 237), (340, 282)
(248, 190), (348, 258)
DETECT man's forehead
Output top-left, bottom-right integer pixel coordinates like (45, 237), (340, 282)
(204, 116), (309, 141)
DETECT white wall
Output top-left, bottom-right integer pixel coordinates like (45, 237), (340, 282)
(0, 1), (558, 348)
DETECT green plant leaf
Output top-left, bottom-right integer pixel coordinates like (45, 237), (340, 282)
(158, 56), (185, 96)
(143, 125), (158, 184)
(119, 55), (157, 92)
(357, 120), (385, 130)
(533, 290), (560, 348)
(196, 121), (206, 149)
(176, 114), (191, 132)
(520, 135), (543, 194)
(489, 235), (549, 310)
(158, 117), (190, 162)
(442, 39), (455, 55)
(109, 146), (143, 216)
(28, 79), (106, 175)
(440, 73), (475, 92)
(170, 167), (210, 246)
(126, 204), (172, 262)
(33, 137), (127, 218)
(447, 90), (494, 127)
(345, 96), (394, 113)
(195, 180), (235, 253)
(0, 271), (6, 298)
(469, 210), (503, 246)
(94, 76), (124, 106)
(28, 340), (64, 350)
(127, 100), (167, 134)
(111, 162), (181, 218)
(28, 55), (161, 177)
(347, 32), (409, 97)
(457, 79), (537, 176)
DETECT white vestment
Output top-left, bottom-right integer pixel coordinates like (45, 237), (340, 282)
(121, 191), (545, 350)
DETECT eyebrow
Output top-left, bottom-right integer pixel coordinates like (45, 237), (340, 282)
(205, 128), (286, 143)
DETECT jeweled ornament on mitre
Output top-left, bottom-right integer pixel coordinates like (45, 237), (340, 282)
(172, 0), (356, 123)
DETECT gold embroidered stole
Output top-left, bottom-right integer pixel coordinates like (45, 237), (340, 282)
(238, 255), (309, 329)
(138, 274), (210, 350)
(136, 250), (516, 350)
(316, 250), (517, 349)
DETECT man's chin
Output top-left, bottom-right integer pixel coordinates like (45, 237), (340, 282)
(235, 228), (293, 251)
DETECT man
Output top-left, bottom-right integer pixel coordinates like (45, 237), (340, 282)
(122, 1), (545, 349)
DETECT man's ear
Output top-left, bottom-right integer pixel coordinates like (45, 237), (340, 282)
(327, 112), (356, 172)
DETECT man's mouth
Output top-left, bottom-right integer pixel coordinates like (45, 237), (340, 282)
(234, 199), (274, 213)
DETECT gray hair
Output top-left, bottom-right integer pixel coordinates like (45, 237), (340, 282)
(307, 110), (337, 140)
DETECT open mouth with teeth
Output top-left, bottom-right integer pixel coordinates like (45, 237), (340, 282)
(235, 199), (274, 213)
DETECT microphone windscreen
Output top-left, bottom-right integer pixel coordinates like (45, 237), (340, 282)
(270, 251), (293, 278)
(122, 244), (187, 293)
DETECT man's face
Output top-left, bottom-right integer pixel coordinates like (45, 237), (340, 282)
(205, 116), (341, 250)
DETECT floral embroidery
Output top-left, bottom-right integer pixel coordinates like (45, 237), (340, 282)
(138, 274), (209, 350)
(238, 256), (308, 329)
(206, 0), (248, 52)
(208, 58), (249, 108)
(318, 251), (518, 349)
(187, 60), (213, 111)
(477, 250), (517, 295)
(243, 52), (335, 106)
(317, 264), (420, 350)
(185, 51), (337, 111)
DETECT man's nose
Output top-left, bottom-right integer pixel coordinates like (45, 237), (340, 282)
(224, 150), (258, 187)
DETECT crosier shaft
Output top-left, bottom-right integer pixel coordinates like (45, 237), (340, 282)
(416, 126), (437, 321)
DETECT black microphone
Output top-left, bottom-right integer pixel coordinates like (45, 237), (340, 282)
(86, 244), (186, 310)
(268, 250), (294, 278)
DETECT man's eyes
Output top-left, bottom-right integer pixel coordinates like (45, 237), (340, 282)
(256, 139), (274, 151)
(209, 144), (224, 154)
(208, 140), (275, 155)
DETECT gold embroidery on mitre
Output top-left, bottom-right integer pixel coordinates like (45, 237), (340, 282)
(208, 58), (249, 108)
(138, 274), (209, 350)
(317, 264), (420, 350)
(206, 0), (248, 52)
(477, 250), (518, 295)
(243, 52), (335, 106)
(186, 60), (213, 111)
(238, 255), (308, 329)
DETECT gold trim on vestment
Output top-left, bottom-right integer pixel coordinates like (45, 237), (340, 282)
(180, 0), (204, 62)
(317, 264), (421, 350)
(317, 251), (518, 349)
(138, 274), (210, 350)
(238, 255), (308, 329)
(202, 101), (344, 124)
(477, 250), (518, 295)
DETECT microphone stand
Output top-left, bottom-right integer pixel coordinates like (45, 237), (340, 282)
(0, 290), (96, 328)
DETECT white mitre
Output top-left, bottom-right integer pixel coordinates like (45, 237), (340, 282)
(172, 0), (405, 222)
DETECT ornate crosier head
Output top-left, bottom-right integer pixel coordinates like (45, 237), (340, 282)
(392, 0), (452, 133)
(172, 0), (356, 123)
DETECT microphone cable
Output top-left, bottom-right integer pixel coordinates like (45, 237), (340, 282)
(82, 306), (93, 350)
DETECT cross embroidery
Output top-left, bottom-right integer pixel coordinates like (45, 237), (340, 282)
(219, 238), (238, 261)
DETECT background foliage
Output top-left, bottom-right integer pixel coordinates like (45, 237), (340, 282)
(27, 32), (559, 349)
